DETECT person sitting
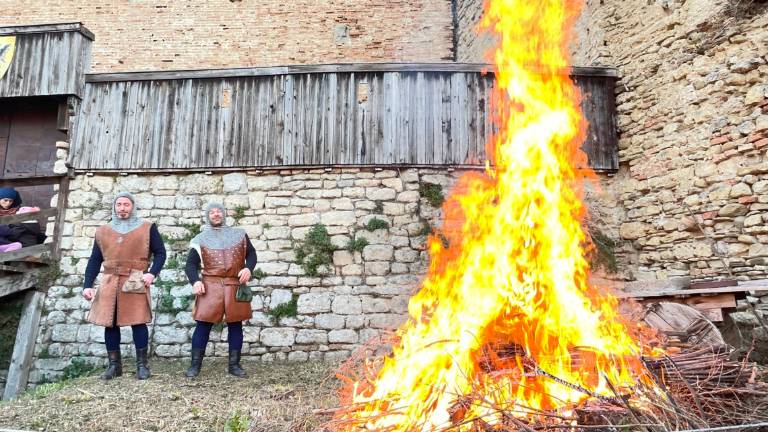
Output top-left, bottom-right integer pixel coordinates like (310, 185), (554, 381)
(0, 187), (46, 251)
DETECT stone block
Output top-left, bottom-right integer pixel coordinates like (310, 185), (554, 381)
(154, 326), (188, 344)
(223, 173), (247, 192)
(297, 292), (332, 314)
(180, 174), (221, 194)
(719, 203), (749, 217)
(260, 328), (296, 346)
(366, 187), (396, 201)
(288, 213), (320, 226)
(51, 324), (79, 342)
(331, 198), (355, 210)
(321, 211), (357, 226)
(328, 329), (357, 343)
(362, 245), (394, 261)
(364, 261), (390, 275)
(314, 314), (345, 329)
(296, 329), (328, 344)
(269, 289), (294, 308)
(248, 175), (282, 191)
(331, 295), (362, 315)
(368, 314), (406, 329)
(361, 296), (391, 313)
(333, 250), (354, 266)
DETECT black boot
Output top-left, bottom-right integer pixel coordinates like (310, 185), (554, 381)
(101, 350), (122, 380)
(185, 348), (205, 378)
(135, 347), (151, 380)
(228, 350), (246, 378)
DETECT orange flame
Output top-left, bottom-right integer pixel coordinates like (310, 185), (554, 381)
(334, 0), (654, 430)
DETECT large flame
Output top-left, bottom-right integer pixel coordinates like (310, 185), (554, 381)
(334, 0), (653, 430)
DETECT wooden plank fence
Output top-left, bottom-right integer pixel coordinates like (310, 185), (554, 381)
(70, 63), (620, 172)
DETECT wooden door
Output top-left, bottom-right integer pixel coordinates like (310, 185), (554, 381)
(0, 97), (66, 208)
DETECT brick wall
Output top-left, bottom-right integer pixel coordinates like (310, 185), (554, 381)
(0, 0), (454, 73)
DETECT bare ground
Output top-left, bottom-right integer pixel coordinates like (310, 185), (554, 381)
(0, 359), (339, 432)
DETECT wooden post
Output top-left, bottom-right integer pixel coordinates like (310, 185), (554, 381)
(2, 289), (45, 401)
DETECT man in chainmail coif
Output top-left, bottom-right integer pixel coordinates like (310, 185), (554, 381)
(184, 202), (257, 378)
(82, 192), (166, 380)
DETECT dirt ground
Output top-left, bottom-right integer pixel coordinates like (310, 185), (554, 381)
(0, 359), (339, 432)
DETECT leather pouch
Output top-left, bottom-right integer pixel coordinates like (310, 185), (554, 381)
(121, 269), (147, 294)
(235, 284), (252, 302)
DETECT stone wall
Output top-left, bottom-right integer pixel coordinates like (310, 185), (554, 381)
(454, 0), (496, 62)
(0, 0), (453, 73)
(571, 0), (768, 282)
(29, 168), (460, 383)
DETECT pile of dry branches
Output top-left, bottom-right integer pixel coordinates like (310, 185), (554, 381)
(323, 339), (768, 431)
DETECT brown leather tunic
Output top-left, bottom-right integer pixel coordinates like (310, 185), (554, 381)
(192, 237), (252, 323)
(87, 221), (152, 327)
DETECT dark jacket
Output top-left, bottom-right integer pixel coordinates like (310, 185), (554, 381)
(0, 222), (46, 247)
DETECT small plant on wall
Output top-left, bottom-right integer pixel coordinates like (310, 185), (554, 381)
(294, 224), (336, 277)
(587, 228), (621, 274)
(346, 236), (369, 253)
(364, 217), (390, 231)
(267, 294), (298, 325)
(419, 182), (445, 208)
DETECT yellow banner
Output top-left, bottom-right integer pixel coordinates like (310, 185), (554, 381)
(0, 36), (17, 80)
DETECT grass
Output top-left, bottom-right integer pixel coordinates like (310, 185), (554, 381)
(60, 357), (100, 381)
(0, 360), (338, 432)
(225, 409), (250, 432)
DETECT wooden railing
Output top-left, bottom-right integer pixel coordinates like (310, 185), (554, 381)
(0, 175), (67, 400)
(0, 175), (68, 298)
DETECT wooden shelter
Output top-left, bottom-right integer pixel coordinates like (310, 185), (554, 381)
(0, 23), (90, 400)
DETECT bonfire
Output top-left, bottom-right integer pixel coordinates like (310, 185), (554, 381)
(324, 0), (768, 431)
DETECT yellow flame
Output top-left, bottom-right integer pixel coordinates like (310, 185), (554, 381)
(334, 0), (653, 430)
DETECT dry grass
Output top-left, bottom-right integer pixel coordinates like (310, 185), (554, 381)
(0, 359), (339, 432)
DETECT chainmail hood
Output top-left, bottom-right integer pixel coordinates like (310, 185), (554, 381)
(110, 192), (144, 234)
(190, 202), (246, 250)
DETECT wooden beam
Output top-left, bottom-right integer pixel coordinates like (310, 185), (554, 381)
(52, 176), (69, 261)
(2, 290), (45, 401)
(0, 264), (29, 273)
(85, 63), (619, 83)
(0, 208), (57, 224)
(0, 244), (53, 264)
(72, 164), (618, 176)
(738, 278), (768, 288)
(0, 22), (95, 40)
(0, 271), (39, 298)
(0, 176), (65, 188)
(637, 294), (736, 323)
(618, 285), (768, 298)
